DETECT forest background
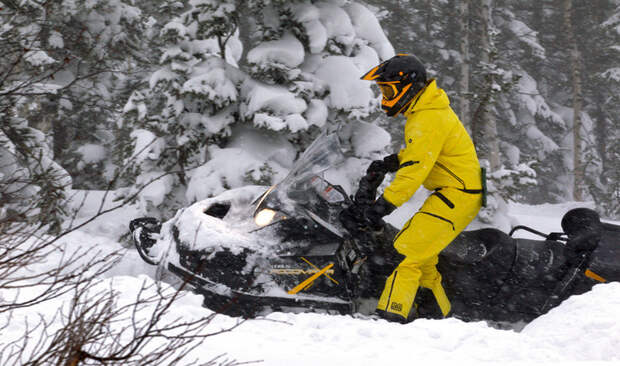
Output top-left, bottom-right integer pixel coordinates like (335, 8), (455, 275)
(2, 0), (619, 236)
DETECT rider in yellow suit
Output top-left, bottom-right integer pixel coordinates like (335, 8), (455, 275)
(361, 54), (483, 322)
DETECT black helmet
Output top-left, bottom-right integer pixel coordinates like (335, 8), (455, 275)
(361, 54), (427, 116)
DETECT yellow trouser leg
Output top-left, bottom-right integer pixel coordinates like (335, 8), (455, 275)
(377, 188), (481, 320)
(377, 256), (451, 319)
(419, 264), (451, 316)
(377, 262), (421, 318)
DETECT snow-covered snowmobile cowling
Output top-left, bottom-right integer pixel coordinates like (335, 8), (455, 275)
(130, 132), (620, 323)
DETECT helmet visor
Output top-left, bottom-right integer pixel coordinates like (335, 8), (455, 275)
(378, 82), (398, 100)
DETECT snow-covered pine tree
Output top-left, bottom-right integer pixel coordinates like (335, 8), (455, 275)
(1, 0), (148, 192)
(190, 0), (397, 198)
(1, 3), (74, 232)
(473, 1), (616, 216)
(0, 107), (72, 234)
(238, 0), (394, 158)
(580, 1), (620, 217)
(120, 0), (244, 216)
(123, 0), (395, 214)
(1, 0), (147, 229)
(456, 2), (565, 214)
(512, 0), (603, 206)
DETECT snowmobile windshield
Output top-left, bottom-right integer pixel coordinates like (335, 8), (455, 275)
(253, 131), (346, 223)
(281, 131), (345, 188)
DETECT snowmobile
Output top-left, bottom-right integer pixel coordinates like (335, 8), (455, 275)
(129, 131), (620, 323)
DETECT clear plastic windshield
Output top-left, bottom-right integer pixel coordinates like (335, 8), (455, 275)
(254, 131), (346, 215)
(279, 131), (345, 191)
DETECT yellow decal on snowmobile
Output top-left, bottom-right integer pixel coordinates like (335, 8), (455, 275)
(584, 269), (607, 283)
(287, 263), (334, 295)
(300, 257), (339, 285)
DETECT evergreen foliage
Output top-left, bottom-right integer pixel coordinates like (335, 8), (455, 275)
(120, 0), (393, 215)
(367, 0), (620, 218)
(2, 0), (618, 220)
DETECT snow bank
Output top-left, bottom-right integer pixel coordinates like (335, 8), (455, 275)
(6, 275), (618, 365)
(149, 282), (620, 364)
(523, 283), (620, 361)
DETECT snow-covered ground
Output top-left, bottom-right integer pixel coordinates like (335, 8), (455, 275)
(2, 192), (619, 365)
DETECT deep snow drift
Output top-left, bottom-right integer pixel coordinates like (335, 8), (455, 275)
(2, 192), (619, 365)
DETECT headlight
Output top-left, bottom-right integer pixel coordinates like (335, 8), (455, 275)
(254, 208), (276, 227)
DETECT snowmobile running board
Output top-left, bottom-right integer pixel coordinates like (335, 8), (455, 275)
(168, 263), (354, 317)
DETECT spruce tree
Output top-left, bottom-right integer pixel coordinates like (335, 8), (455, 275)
(1, 0), (147, 230)
(122, 0), (394, 214)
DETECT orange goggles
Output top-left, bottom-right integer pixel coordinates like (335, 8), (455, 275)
(377, 81), (399, 100)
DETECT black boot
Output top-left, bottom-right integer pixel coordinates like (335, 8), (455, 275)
(414, 287), (445, 319)
(375, 309), (408, 324)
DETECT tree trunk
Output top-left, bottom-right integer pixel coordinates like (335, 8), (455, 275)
(236, 0), (253, 68)
(474, 0), (501, 171)
(458, 0), (471, 132)
(564, 0), (584, 201)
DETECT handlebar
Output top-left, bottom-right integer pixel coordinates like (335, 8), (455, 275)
(509, 225), (567, 242)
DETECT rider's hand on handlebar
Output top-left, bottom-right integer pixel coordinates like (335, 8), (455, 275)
(366, 154), (399, 179)
(383, 153), (399, 173)
(366, 160), (387, 182)
(565, 231), (601, 255)
(364, 196), (397, 231)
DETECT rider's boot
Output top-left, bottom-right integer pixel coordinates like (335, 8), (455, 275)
(375, 309), (409, 324)
(414, 287), (445, 319)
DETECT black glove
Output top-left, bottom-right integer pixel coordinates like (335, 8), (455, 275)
(383, 153), (399, 173)
(355, 155), (398, 205)
(339, 204), (365, 232)
(365, 154), (399, 176)
(364, 195), (397, 230)
(564, 231), (601, 264)
(355, 160), (386, 205)
(367, 159), (387, 180)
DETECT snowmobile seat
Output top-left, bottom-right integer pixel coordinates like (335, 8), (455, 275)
(588, 221), (620, 280)
(442, 228), (514, 264)
(602, 221), (620, 233)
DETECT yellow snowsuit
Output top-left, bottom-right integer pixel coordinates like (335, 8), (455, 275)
(377, 79), (483, 320)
